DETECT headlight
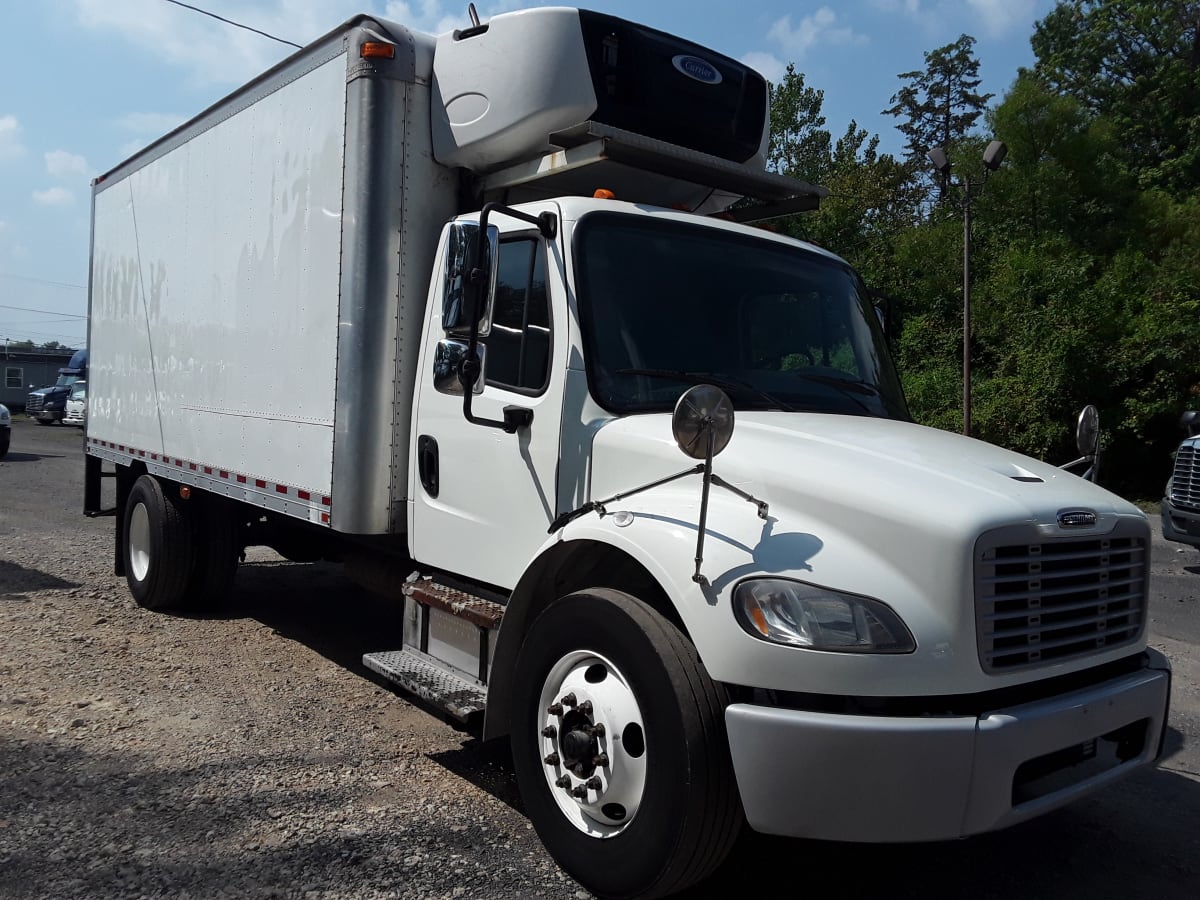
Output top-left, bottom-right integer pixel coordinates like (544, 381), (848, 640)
(734, 579), (915, 653)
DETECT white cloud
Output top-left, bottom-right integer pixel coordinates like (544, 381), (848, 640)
(871, 0), (924, 16)
(33, 187), (75, 206)
(966, 0), (1037, 37)
(45, 150), (92, 178)
(765, 8), (865, 59)
(71, 0), (365, 86)
(740, 51), (787, 84)
(0, 114), (25, 162)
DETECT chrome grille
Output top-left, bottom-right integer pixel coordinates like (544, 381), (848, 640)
(26, 393), (43, 413)
(1170, 443), (1200, 510)
(976, 523), (1147, 673)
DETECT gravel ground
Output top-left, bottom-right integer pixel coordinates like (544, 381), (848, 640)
(2, 419), (1199, 900)
(0, 421), (588, 900)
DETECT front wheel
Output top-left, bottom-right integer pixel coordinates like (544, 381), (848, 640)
(510, 589), (742, 900)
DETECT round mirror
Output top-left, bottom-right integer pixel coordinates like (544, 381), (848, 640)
(673, 385), (735, 460)
(1076, 405), (1100, 457)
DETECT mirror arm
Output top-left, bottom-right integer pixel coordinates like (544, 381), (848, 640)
(458, 202), (558, 432)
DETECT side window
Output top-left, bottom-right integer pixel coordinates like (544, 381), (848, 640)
(5, 367), (22, 389)
(483, 239), (551, 393)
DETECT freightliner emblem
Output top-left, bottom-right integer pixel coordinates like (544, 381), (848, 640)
(672, 54), (723, 84)
(1057, 508), (1098, 528)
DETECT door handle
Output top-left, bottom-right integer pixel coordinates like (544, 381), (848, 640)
(418, 435), (439, 497)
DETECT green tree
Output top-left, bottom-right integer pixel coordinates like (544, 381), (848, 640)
(766, 64), (832, 182)
(883, 35), (994, 165)
(1032, 0), (1200, 192)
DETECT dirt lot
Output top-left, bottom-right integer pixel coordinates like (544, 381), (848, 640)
(1, 418), (1198, 899)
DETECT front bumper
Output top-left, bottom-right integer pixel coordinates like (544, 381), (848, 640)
(726, 649), (1171, 843)
(33, 409), (63, 423)
(1161, 498), (1200, 548)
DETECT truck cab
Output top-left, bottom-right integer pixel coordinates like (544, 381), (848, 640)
(26, 348), (87, 425)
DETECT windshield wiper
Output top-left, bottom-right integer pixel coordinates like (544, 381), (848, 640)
(616, 368), (798, 412)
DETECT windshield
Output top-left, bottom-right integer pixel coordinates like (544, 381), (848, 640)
(55, 374), (80, 388)
(70, 384), (87, 401)
(574, 213), (909, 419)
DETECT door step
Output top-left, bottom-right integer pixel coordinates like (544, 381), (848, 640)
(363, 649), (487, 721)
(363, 576), (507, 722)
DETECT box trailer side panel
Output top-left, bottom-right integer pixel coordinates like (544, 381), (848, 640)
(89, 52), (348, 497)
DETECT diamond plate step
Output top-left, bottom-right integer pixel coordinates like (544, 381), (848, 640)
(363, 649), (486, 721)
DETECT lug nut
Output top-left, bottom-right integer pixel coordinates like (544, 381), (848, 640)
(560, 692), (577, 708)
(587, 723), (606, 738)
(547, 703), (563, 716)
(543, 752), (560, 766)
(571, 785), (589, 799)
(593, 753), (609, 767)
(586, 776), (603, 791)
(578, 700), (593, 716)
(541, 725), (557, 738)
(555, 775), (571, 789)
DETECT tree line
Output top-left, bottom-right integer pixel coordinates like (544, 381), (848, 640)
(767, 0), (1199, 498)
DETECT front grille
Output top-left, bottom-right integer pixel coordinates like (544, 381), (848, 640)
(26, 393), (43, 413)
(976, 522), (1147, 673)
(1170, 443), (1200, 510)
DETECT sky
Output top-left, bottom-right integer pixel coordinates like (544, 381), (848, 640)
(0, 0), (1056, 350)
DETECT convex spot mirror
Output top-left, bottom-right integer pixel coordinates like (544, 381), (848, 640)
(442, 221), (498, 337)
(1180, 410), (1200, 437)
(673, 385), (735, 459)
(1076, 405), (1100, 457)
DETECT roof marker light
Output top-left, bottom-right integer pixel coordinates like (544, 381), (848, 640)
(594, 189), (615, 200)
(361, 42), (395, 59)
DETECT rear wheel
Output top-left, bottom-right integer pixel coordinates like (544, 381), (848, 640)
(511, 588), (742, 900)
(184, 495), (241, 610)
(123, 475), (196, 611)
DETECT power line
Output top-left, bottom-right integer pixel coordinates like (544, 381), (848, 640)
(0, 272), (87, 290)
(160, 0), (302, 49)
(0, 304), (87, 319)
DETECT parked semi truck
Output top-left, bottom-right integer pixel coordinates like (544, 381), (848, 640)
(84, 9), (1171, 899)
(1162, 410), (1200, 548)
(26, 347), (87, 425)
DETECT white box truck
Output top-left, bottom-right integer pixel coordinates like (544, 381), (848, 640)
(84, 9), (1171, 899)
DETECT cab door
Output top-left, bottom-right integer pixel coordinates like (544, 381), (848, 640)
(411, 206), (565, 589)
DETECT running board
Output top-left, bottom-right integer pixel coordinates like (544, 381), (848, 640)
(363, 649), (486, 721)
(364, 575), (507, 722)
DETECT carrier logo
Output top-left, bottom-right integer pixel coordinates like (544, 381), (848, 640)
(1057, 508), (1098, 528)
(672, 54), (723, 85)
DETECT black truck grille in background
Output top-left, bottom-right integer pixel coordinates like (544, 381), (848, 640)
(26, 393), (44, 413)
(1169, 443), (1200, 510)
(976, 524), (1147, 673)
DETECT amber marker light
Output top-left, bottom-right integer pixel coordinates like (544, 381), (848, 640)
(361, 42), (396, 59)
(593, 189), (616, 200)
(179, 486), (192, 500)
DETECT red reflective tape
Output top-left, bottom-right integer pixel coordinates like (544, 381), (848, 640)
(321, 496), (331, 506)
(297, 490), (311, 501)
(118, 445), (125, 452)
(236, 475), (247, 484)
(151, 453), (158, 461)
(138, 450), (145, 457)
(189, 463), (197, 470)
(204, 466), (213, 475)
(255, 479), (267, 489)
(275, 484), (288, 494)
(219, 470), (229, 479)
(321, 512), (330, 524)
(175, 459), (183, 467)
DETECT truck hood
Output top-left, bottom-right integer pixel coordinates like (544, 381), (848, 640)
(590, 412), (1140, 536)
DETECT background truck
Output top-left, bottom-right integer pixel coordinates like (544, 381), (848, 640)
(1162, 410), (1200, 548)
(84, 9), (1171, 899)
(26, 347), (87, 425)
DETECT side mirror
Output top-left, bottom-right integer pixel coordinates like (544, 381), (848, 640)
(433, 339), (486, 396)
(1076, 404), (1100, 458)
(1181, 410), (1200, 437)
(441, 222), (498, 337)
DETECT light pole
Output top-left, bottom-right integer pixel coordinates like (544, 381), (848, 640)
(927, 140), (1007, 437)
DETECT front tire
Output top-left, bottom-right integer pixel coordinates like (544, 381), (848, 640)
(511, 589), (742, 900)
(123, 474), (196, 611)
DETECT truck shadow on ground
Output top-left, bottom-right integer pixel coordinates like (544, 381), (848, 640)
(0, 451), (66, 462)
(213, 559), (1200, 899)
(0, 560), (79, 596)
